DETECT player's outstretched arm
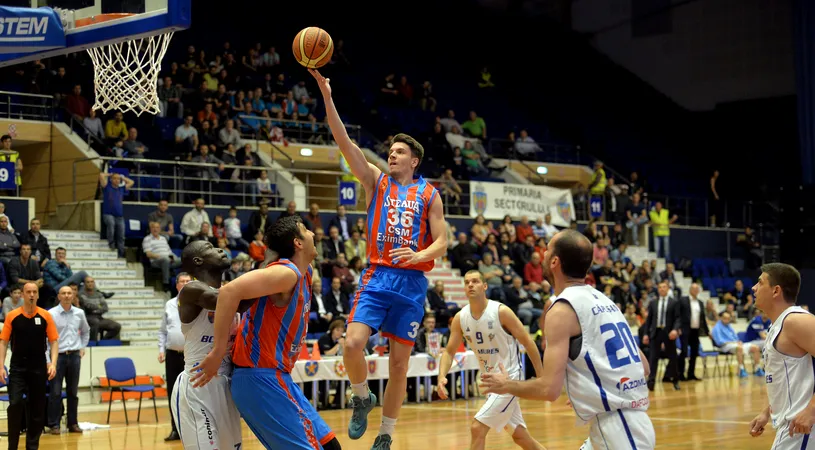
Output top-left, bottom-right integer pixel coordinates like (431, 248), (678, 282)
(191, 265), (298, 387)
(780, 313), (815, 437)
(436, 313), (463, 400)
(481, 301), (579, 401)
(498, 304), (543, 378)
(308, 69), (380, 192)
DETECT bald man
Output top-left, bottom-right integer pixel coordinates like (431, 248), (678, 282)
(679, 283), (709, 381)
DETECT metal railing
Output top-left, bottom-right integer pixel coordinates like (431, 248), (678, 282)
(236, 114), (362, 146)
(0, 90), (55, 121)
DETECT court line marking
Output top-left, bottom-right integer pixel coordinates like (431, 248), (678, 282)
(401, 404), (750, 425)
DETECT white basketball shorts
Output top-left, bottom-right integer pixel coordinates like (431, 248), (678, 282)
(170, 372), (242, 450)
(474, 393), (526, 433)
(587, 409), (655, 450)
(771, 421), (814, 450)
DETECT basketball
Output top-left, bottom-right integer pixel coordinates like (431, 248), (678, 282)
(292, 27), (334, 69)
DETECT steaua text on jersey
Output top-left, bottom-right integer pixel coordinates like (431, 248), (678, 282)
(366, 172), (438, 273)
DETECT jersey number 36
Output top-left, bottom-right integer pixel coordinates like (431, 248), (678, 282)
(387, 208), (415, 228)
(601, 322), (641, 369)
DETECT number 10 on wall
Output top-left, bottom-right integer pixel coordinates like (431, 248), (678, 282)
(339, 181), (356, 206)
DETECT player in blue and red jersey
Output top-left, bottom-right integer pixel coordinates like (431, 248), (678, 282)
(192, 216), (341, 450)
(311, 69), (449, 450)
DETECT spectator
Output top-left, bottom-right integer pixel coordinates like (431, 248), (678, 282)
(83, 109), (104, 140)
(247, 201), (272, 238)
(515, 216), (534, 244)
(304, 203), (323, 232)
(722, 279), (754, 319)
(104, 111), (127, 141)
(625, 193), (648, 245)
(43, 247), (90, 292)
(660, 262), (682, 297)
(224, 207), (249, 250)
(65, 84), (90, 119)
(147, 199), (183, 248)
(0, 205), (15, 234)
(1, 284), (23, 320)
(247, 231), (266, 263)
(179, 198), (212, 239)
(744, 310), (771, 349)
(123, 127), (148, 159)
(478, 253), (504, 300)
(323, 226), (345, 262)
(450, 233), (478, 272)
(78, 276), (121, 341)
(0, 282), (58, 450)
(218, 119), (241, 148)
(649, 201), (678, 261)
(318, 319), (346, 357)
(502, 276), (542, 330)
(174, 116), (199, 153)
(711, 311), (762, 378)
(523, 251), (544, 285)
(330, 254), (354, 293)
(461, 110), (487, 139)
(325, 277), (350, 320)
(46, 285), (89, 435)
(158, 76), (184, 118)
(0, 135), (22, 195)
(99, 171), (133, 258)
(8, 243), (43, 290)
(21, 218), (50, 268)
(0, 216), (20, 266)
(143, 222), (182, 290)
(414, 314), (446, 356)
(426, 280), (458, 326)
(344, 229), (366, 265)
(327, 205), (351, 241)
(309, 278), (332, 333)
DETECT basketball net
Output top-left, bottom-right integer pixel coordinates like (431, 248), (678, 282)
(86, 31), (174, 116)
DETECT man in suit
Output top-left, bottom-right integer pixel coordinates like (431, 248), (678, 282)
(323, 226), (345, 262)
(642, 280), (681, 391)
(678, 283), (709, 381)
(325, 276), (351, 320)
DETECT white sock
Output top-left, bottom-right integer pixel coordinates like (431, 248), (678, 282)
(739, 364), (745, 370)
(351, 382), (368, 398)
(379, 416), (397, 437)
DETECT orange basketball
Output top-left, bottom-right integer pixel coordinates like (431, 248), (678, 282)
(292, 27), (334, 69)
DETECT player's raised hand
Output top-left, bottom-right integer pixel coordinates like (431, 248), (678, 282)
(789, 406), (815, 437)
(390, 247), (421, 266)
(436, 376), (449, 400)
(749, 410), (769, 437)
(308, 69), (331, 97)
(190, 348), (223, 388)
(480, 363), (510, 395)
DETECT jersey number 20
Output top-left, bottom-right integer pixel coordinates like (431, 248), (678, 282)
(600, 322), (641, 369)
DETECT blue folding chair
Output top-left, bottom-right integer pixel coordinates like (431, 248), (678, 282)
(104, 357), (158, 425)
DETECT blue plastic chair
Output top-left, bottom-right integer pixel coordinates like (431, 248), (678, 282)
(104, 357), (158, 425)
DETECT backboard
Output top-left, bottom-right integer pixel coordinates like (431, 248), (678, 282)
(0, 0), (190, 67)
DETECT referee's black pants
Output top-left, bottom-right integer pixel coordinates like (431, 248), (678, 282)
(165, 350), (184, 434)
(7, 365), (47, 450)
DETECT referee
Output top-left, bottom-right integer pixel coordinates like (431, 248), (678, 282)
(47, 286), (89, 434)
(157, 272), (191, 441)
(0, 282), (58, 450)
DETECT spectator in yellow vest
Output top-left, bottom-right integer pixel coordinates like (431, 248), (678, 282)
(649, 201), (678, 261)
(0, 135), (22, 195)
(589, 161), (607, 196)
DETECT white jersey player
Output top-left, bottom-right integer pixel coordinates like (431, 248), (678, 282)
(170, 241), (255, 450)
(748, 263), (815, 449)
(481, 230), (655, 449)
(437, 270), (545, 450)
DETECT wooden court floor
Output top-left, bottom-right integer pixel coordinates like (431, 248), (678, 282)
(31, 375), (775, 449)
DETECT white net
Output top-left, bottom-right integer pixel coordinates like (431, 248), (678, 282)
(87, 32), (174, 116)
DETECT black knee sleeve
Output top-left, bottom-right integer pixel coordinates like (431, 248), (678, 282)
(322, 437), (342, 450)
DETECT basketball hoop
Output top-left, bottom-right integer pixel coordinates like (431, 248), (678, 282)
(77, 14), (173, 116)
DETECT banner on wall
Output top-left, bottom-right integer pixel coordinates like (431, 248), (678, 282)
(470, 181), (575, 227)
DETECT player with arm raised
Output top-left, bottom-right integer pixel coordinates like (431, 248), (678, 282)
(437, 270), (545, 450)
(480, 230), (654, 449)
(748, 263), (815, 450)
(310, 69), (448, 450)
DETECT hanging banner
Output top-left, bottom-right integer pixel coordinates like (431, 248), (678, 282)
(470, 181), (575, 227)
